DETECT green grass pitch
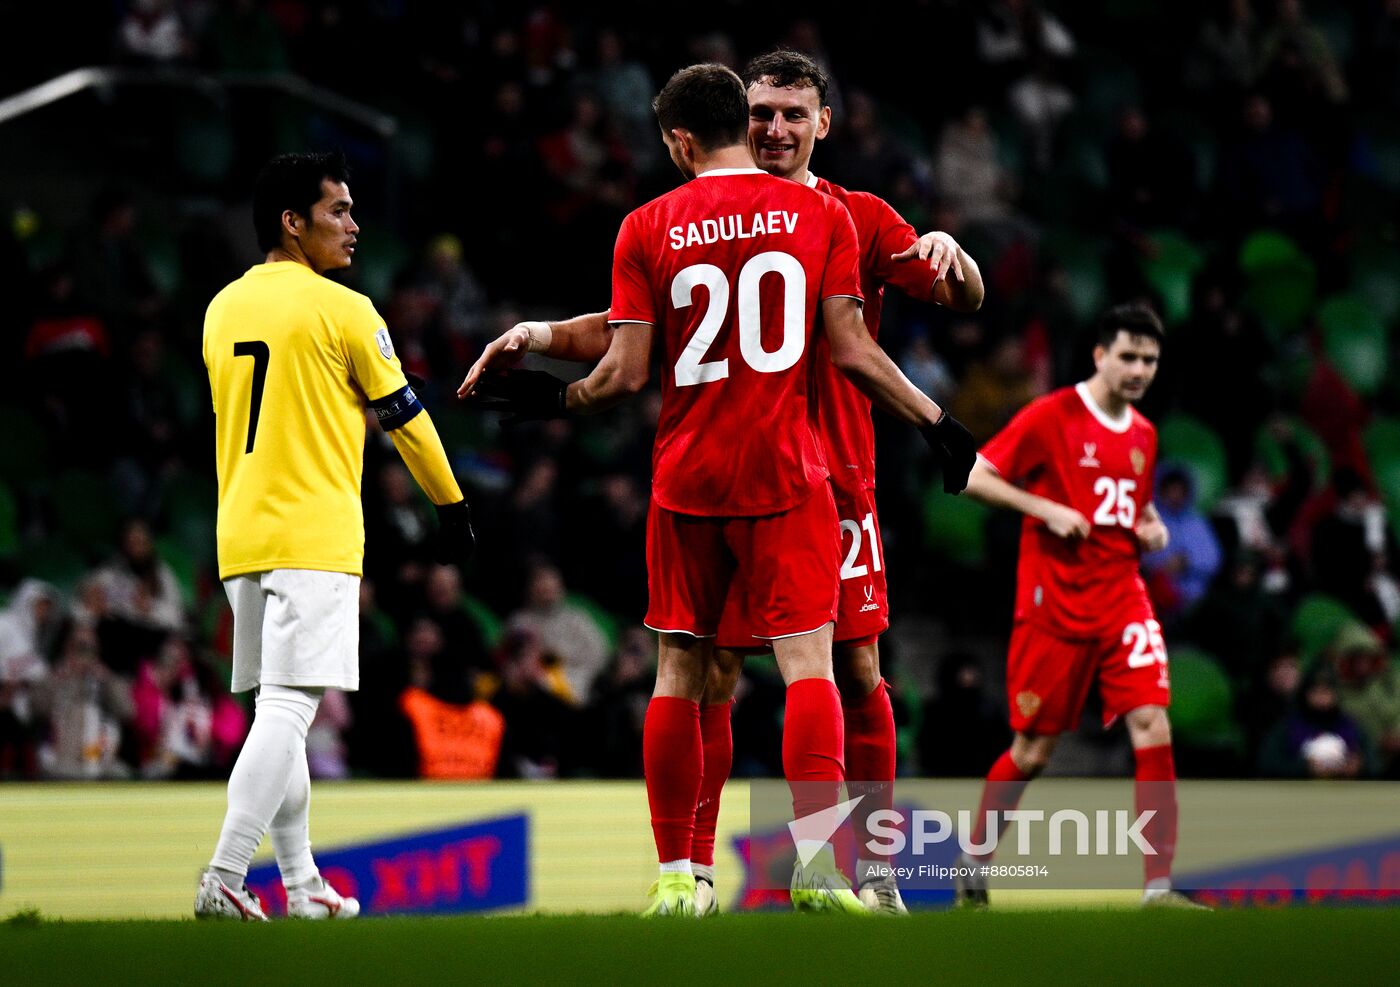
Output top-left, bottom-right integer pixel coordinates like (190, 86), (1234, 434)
(4, 908), (1399, 985)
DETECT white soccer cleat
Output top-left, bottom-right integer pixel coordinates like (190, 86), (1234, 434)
(287, 875), (361, 919)
(1141, 888), (1210, 910)
(194, 869), (269, 921)
(858, 875), (909, 915)
(694, 876), (719, 917)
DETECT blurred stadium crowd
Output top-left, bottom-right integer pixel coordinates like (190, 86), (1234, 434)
(2, 0), (1400, 783)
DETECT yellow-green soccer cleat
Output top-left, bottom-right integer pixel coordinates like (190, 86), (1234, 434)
(790, 848), (869, 915)
(642, 873), (698, 917)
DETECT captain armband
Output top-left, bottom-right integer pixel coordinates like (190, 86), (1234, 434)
(370, 382), (424, 431)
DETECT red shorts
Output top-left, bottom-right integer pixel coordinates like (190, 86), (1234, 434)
(645, 483), (840, 640)
(716, 483), (887, 649)
(1005, 613), (1172, 735)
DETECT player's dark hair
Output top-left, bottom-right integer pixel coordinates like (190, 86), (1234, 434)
(252, 150), (350, 253)
(742, 48), (830, 106)
(1096, 302), (1164, 348)
(652, 63), (749, 151)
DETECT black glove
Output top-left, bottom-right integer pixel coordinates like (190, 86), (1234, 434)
(434, 499), (476, 565)
(467, 369), (569, 426)
(921, 410), (976, 494)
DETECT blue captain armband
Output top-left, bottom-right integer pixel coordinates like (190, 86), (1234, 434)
(370, 382), (424, 430)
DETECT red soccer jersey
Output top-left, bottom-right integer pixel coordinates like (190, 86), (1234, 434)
(980, 383), (1158, 640)
(609, 168), (863, 517)
(807, 175), (938, 491)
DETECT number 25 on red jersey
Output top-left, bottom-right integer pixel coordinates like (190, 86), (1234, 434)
(1092, 476), (1137, 528)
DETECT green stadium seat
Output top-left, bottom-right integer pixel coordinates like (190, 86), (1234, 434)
(1239, 229), (1307, 272)
(155, 535), (197, 610)
(1349, 242), (1400, 326)
(1363, 417), (1400, 461)
(173, 114), (233, 190)
(1043, 229), (1107, 325)
(988, 108), (1029, 176)
(161, 471), (218, 564)
(1239, 230), (1317, 338)
(0, 480), (19, 560)
(1076, 45), (1142, 120)
(1363, 418), (1400, 538)
(0, 407), (50, 484)
(1254, 418), (1330, 493)
(1168, 647), (1242, 752)
(1057, 114), (1110, 190)
(1139, 229), (1204, 325)
(18, 539), (88, 595)
(1158, 108), (1217, 189)
(567, 592), (621, 652)
(923, 486), (990, 568)
(395, 115), (437, 183)
(1157, 414), (1228, 511)
(1290, 594), (1358, 667)
(460, 592), (503, 650)
(136, 224), (183, 298)
(49, 470), (120, 553)
(1319, 294), (1388, 397)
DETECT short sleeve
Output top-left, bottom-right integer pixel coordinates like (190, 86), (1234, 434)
(863, 194), (936, 301)
(343, 296), (408, 402)
(819, 198), (863, 301)
(980, 396), (1053, 483)
(608, 211), (656, 325)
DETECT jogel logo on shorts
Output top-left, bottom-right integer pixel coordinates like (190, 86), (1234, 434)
(1016, 691), (1042, 718)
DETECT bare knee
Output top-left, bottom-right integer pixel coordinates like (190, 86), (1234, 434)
(703, 648), (745, 704)
(834, 641), (881, 703)
(654, 634), (711, 701)
(1125, 705), (1172, 749)
(1009, 733), (1057, 776)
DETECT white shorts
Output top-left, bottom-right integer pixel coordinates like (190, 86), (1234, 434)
(224, 569), (360, 693)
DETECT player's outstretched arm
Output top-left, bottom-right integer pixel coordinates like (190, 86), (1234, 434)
(374, 389), (474, 562)
(462, 320), (652, 424)
(565, 320), (652, 414)
(964, 455), (1090, 539)
(823, 295), (975, 493)
(890, 231), (985, 312)
(457, 312), (612, 398)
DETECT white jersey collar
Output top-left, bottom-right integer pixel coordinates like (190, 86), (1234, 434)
(803, 172), (819, 188)
(697, 167), (766, 178)
(1076, 382), (1132, 434)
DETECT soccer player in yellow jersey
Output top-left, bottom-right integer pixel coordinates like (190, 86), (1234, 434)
(194, 151), (474, 921)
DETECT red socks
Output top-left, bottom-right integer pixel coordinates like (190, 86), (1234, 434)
(969, 749), (1033, 858)
(1134, 743), (1178, 886)
(783, 678), (846, 820)
(643, 696), (702, 863)
(845, 680), (897, 862)
(689, 702), (733, 868)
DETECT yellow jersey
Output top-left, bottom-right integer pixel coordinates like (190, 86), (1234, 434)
(203, 262), (407, 579)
